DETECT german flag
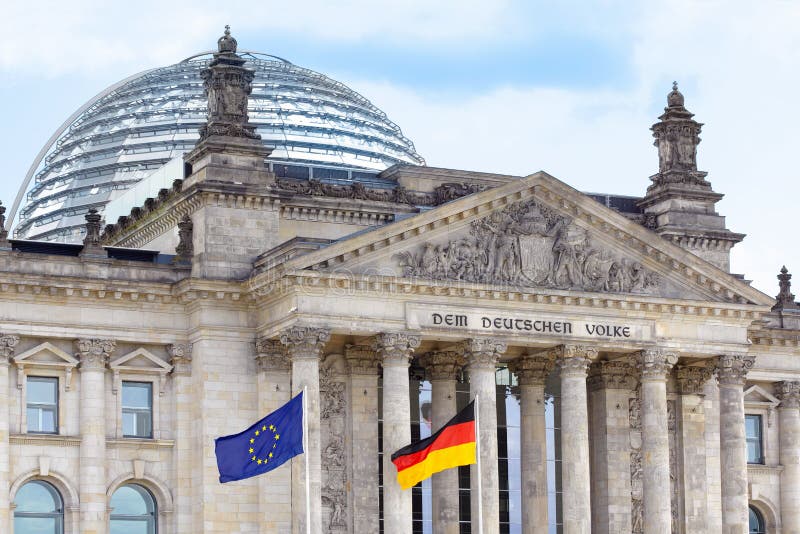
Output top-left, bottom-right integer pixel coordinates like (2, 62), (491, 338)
(391, 401), (476, 490)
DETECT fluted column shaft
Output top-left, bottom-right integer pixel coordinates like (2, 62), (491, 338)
(465, 338), (506, 534)
(510, 350), (556, 534)
(280, 326), (330, 534)
(419, 350), (465, 534)
(717, 354), (755, 534)
(76, 338), (115, 534)
(559, 345), (596, 534)
(637, 349), (677, 533)
(376, 332), (421, 534)
(255, 339), (292, 532)
(0, 334), (19, 533)
(168, 344), (194, 534)
(777, 381), (800, 534)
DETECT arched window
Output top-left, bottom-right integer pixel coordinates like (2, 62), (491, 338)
(749, 505), (766, 534)
(14, 480), (64, 534)
(110, 483), (157, 534)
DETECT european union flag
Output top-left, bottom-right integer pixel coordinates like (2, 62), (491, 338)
(215, 391), (304, 483)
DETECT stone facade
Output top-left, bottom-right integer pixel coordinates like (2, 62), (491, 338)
(1, 30), (799, 534)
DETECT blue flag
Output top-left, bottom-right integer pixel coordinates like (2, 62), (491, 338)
(215, 391), (304, 483)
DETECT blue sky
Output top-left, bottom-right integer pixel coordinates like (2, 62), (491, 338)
(1, 0), (799, 295)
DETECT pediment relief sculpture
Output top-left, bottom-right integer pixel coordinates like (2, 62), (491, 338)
(394, 199), (660, 294)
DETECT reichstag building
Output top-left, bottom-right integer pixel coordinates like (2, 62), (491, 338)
(1, 27), (798, 534)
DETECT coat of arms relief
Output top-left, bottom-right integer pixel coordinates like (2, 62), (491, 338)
(394, 199), (660, 294)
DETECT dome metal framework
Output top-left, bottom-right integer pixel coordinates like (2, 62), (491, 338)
(13, 52), (425, 242)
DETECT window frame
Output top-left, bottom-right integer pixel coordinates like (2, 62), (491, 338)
(109, 483), (158, 534)
(13, 479), (64, 534)
(749, 505), (766, 534)
(121, 381), (154, 439)
(745, 414), (765, 465)
(25, 376), (59, 435)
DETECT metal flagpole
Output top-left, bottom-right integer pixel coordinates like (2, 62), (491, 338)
(475, 394), (484, 534)
(302, 386), (311, 534)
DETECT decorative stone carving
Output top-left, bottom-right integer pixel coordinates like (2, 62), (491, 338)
(320, 354), (348, 532)
(254, 338), (290, 372)
(394, 198), (660, 293)
(275, 178), (434, 206)
(0, 334), (20, 363)
(418, 349), (465, 381)
(433, 182), (487, 205)
(556, 345), (596, 377)
(668, 399), (680, 533)
(0, 200), (9, 247)
(635, 348), (677, 380)
(372, 332), (421, 366)
(509, 349), (557, 386)
(676, 363), (714, 395)
(167, 343), (193, 376)
(777, 381), (800, 409)
(344, 344), (379, 375)
(74, 338), (115, 370)
(588, 359), (637, 391)
(279, 327), (331, 360)
(716, 354), (755, 385)
(462, 338), (507, 370)
(173, 214), (194, 264)
(79, 208), (106, 257)
(630, 383), (644, 533)
(772, 266), (800, 311)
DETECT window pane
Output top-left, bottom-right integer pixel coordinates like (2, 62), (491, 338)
(40, 409), (57, 433)
(27, 408), (41, 432)
(122, 412), (136, 437)
(136, 412), (152, 438)
(745, 415), (760, 438)
(109, 519), (150, 534)
(15, 481), (60, 513)
(14, 516), (58, 533)
(122, 383), (151, 409)
(27, 378), (57, 404)
(110, 485), (151, 515)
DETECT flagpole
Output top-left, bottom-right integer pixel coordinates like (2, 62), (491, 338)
(302, 386), (310, 534)
(475, 394), (484, 534)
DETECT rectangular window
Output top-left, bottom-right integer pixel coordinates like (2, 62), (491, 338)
(745, 414), (764, 464)
(122, 381), (152, 438)
(27, 376), (58, 434)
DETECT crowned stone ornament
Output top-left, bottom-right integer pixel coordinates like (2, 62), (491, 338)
(772, 266), (800, 311)
(79, 208), (106, 258)
(394, 198), (660, 294)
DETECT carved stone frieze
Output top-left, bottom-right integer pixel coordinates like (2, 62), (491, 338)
(668, 399), (679, 533)
(629, 396), (641, 431)
(393, 198), (660, 293)
(588, 359), (637, 391)
(343, 344), (379, 375)
(371, 332), (421, 366)
(630, 383), (643, 533)
(716, 354), (755, 385)
(418, 350), (465, 381)
(776, 381), (800, 409)
(508, 349), (557, 386)
(462, 338), (507, 370)
(676, 363), (714, 395)
(279, 327), (331, 360)
(320, 354), (348, 532)
(74, 338), (116, 370)
(0, 333), (20, 362)
(254, 338), (290, 372)
(635, 348), (677, 381)
(167, 343), (193, 376)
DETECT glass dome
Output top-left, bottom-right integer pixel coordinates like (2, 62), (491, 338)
(14, 52), (425, 242)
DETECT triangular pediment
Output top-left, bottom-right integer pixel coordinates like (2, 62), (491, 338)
(262, 171), (772, 306)
(14, 342), (79, 367)
(744, 385), (780, 406)
(110, 348), (172, 373)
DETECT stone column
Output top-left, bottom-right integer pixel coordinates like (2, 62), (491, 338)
(509, 349), (556, 534)
(345, 344), (381, 533)
(75, 338), (115, 534)
(776, 381), (800, 534)
(375, 332), (421, 534)
(717, 354), (755, 534)
(464, 338), (506, 534)
(0, 334), (20, 533)
(636, 348), (677, 533)
(587, 359), (637, 534)
(418, 349), (465, 534)
(255, 339), (292, 532)
(676, 364), (714, 534)
(559, 345), (596, 534)
(279, 326), (330, 534)
(704, 377), (722, 531)
(168, 344), (194, 534)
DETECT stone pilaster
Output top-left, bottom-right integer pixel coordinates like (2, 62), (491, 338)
(704, 377), (722, 532)
(0, 334), (20, 533)
(374, 332), (420, 534)
(168, 343), (194, 534)
(636, 348), (677, 533)
(418, 349), (465, 534)
(559, 345), (596, 534)
(463, 338), (506, 534)
(509, 349), (556, 534)
(255, 339), (292, 532)
(75, 338), (115, 534)
(716, 354), (755, 534)
(587, 359), (637, 534)
(279, 326), (330, 534)
(676, 363), (714, 533)
(776, 381), (800, 534)
(344, 344), (381, 533)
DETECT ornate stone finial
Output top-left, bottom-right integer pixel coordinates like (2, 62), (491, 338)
(74, 338), (116, 370)
(587, 359), (637, 391)
(79, 208), (106, 257)
(371, 332), (421, 366)
(344, 344), (380, 375)
(772, 266), (800, 311)
(0, 333), (20, 363)
(0, 201), (9, 247)
(776, 381), (800, 409)
(667, 81), (684, 108)
(462, 338), (507, 370)
(716, 354), (755, 385)
(418, 349), (466, 381)
(255, 338), (290, 372)
(279, 326), (331, 360)
(173, 214), (194, 264)
(509, 349), (557, 386)
(676, 363), (714, 395)
(635, 348), (678, 381)
(218, 25), (237, 54)
(167, 343), (193, 376)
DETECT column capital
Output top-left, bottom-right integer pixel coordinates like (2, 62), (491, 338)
(676, 363), (714, 395)
(372, 332), (421, 367)
(776, 380), (800, 409)
(167, 343), (192, 376)
(0, 333), (20, 363)
(509, 349), (557, 386)
(74, 338), (115, 370)
(635, 348), (678, 381)
(344, 344), (380, 375)
(279, 326), (330, 360)
(418, 349), (465, 381)
(462, 338), (507, 370)
(255, 338), (290, 372)
(716, 354), (755, 385)
(587, 359), (637, 391)
(557, 344), (596, 377)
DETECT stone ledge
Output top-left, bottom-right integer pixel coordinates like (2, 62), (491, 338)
(107, 438), (175, 449)
(747, 464), (784, 478)
(10, 434), (81, 447)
